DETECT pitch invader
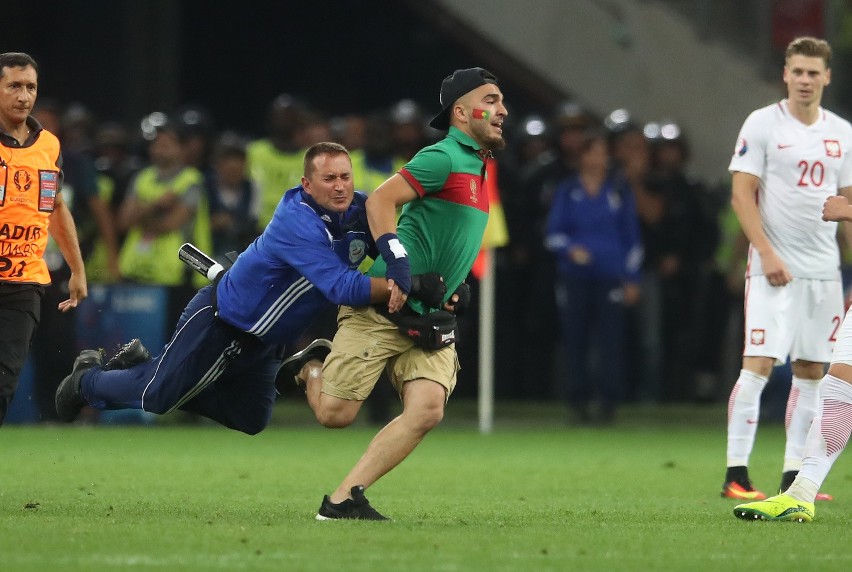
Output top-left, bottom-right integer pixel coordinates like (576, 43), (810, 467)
(722, 36), (852, 502)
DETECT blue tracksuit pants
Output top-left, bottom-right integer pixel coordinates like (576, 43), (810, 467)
(556, 275), (626, 413)
(81, 285), (281, 434)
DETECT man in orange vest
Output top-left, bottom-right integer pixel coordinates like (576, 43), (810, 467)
(0, 52), (87, 425)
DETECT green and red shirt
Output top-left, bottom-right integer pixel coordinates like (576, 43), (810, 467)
(369, 127), (491, 313)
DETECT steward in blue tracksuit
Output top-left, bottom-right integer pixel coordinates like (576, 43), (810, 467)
(78, 186), (377, 434)
(544, 173), (643, 422)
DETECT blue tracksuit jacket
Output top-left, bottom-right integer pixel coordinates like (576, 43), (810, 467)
(217, 187), (373, 343)
(80, 187), (375, 434)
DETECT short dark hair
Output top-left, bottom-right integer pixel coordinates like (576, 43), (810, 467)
(0, 52), (38, 78)
(303, 142), (350, 178)
(786, 37), (831, 67)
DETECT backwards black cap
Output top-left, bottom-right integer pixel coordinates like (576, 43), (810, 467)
(429, 67), (498, 131)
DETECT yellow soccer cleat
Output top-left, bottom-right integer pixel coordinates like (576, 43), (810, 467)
(733, 494), (815, 523)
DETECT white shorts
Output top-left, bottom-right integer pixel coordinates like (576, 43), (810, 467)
(743, 277), (843, 365)
(830, 304), (852, 365)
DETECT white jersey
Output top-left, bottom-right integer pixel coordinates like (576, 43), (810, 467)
(729, 100), (852, 280)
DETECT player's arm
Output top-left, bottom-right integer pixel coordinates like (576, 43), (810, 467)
(366, 174), (417, 312)
(824, 186), (852, 222)
(825, 187), (852, 270)
(730, 171), (792, 286)
(48, 191), (88, 311)
(366, 174), (416, 239)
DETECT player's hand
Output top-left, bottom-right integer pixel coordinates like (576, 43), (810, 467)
(386, 280), (408, 314)
(761, 250), (792, 287)
(58, 272), (88, 313)
(823, 195), (851, 222)
(443, 282), (472, 315)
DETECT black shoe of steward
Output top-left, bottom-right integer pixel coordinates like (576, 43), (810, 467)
(316, 485), (389, 521)
(55, 349), (103, 422)
(103, 338), (151, 371)
(280, 339), (332, 391)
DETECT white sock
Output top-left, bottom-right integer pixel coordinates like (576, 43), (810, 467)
(787, 375), (852, 503)
(782, 376), (820, 473)
(786, 477), (818, 503)
(726, 369), (769, 467)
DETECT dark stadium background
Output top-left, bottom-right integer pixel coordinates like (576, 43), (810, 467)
(11, 0), (545, 134)
(6, 0), (844, 411)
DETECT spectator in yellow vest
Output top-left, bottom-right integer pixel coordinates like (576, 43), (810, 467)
(117, 120), (212, 323)
(247, 95), (307, 227)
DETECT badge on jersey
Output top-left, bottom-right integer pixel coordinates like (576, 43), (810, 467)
(38, 170), (59, 212)
(349, 238), (366, 265)
(0, 161), (6, 206)
(734, 137), (748, 157)
(750, 329), (765, 346)
(824, 140), (841, 158)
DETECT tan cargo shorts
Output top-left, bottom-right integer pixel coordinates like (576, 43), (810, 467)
(321, 305), (459, 401)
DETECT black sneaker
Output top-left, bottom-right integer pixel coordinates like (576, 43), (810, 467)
(55, 349), (103, 422)
(280, 339), (332, 391)
(103, 339), (151, 371)
(316, 485), (389, 521)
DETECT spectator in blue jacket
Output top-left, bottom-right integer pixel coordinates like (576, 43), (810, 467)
(544, 130), (643, 424)
(54, 142), (411, 434)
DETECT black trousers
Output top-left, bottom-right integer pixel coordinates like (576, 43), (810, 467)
(0, 283), (44, 426)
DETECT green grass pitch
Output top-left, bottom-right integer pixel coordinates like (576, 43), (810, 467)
(1, 402), (849, 571)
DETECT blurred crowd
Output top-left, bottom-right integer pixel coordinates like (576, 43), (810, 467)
(28, 95), (755, 424)
(493, 103), (752, 423)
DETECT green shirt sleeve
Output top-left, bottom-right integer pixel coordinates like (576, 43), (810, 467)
(401, 146), (452, 195)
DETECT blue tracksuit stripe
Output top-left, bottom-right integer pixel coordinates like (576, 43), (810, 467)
(247, 276), (313, 337)
(167, 340), (241, 413)
(139, 303), (218, 412)
(140, 303), (212, 410)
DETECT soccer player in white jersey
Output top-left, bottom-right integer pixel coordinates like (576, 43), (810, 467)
(722, 36), (852, 503)
(733, 194), (852, 522)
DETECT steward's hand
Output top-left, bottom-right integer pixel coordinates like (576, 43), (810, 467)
(58, 272), (88, 312)
(386, 281), (408, 314)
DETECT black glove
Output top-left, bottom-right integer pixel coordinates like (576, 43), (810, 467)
(410, 272), (446, 309)
(377, 233), (411, 293)
(448, 282), (471, 316)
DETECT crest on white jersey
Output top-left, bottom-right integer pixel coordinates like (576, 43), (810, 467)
(750, 328), (765, 346)
(825, 139), (841, 158)
(734, 137), (748, 157)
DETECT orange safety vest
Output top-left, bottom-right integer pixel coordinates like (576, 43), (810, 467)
(0, 128), (61, 285)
